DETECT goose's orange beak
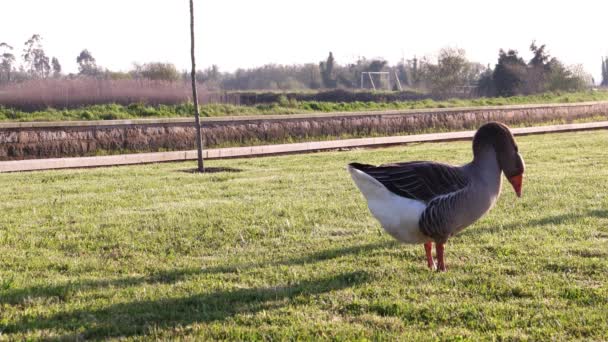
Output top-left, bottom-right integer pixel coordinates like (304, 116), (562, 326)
(508, 174), (523, 198)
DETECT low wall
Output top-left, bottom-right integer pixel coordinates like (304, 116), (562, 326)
(1, 101), (608, 160)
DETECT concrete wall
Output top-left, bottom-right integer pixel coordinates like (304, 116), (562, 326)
(2, 101), (608, 160)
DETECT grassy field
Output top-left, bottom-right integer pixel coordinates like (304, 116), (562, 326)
(1, 90), (608, 122)
(0, 131), (607, 340)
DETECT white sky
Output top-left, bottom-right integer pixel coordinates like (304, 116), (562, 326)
(2, 0), (607, 82)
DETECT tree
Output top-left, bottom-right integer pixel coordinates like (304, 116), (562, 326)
(207, 64), (220, 81)
(396, 61), (410, 87)
(567, 64), (593, 88)
(303, 63), (321, 89)
(602, 57), (608, 87)
(529, 41), (551, 68)
(524, 41), (553, 94)
(475, 66), (496, 97)
(194, 64), (223, 90)
(22, 34), (51, 78)
(137, 62), (180, 81)
(424, 48), (478, 96)
(491, 42), (588, 95)
(320, 52), (337, 88)
(524, 42), (588, 93)
(189, 0), (205, 172)
(406, 56), (423, 87)
(547, 62), (589, 92)
(51, 57), (62, 77)
(217, 64), (320, 90)
(493, 49), (527, 96)
(332, 57), (366, 88)
(77, 49), (99, 76)
(0, 42), (15, 83)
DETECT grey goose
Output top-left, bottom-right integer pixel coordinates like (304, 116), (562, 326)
(348, 122), (525, 271)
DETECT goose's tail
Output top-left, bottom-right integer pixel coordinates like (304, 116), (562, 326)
(347, 163), (388, 201)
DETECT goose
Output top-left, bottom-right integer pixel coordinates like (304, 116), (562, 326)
(347, 122), (525, 271)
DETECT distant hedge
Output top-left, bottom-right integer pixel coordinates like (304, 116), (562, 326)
(236, 89), (431, 105)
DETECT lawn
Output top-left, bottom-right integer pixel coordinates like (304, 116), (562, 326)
(0, 130), (607, 340)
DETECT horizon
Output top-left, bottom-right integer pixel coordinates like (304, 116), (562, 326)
(2, 1), (608, 82)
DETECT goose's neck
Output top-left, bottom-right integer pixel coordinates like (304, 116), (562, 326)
(470, 146), (502, 186)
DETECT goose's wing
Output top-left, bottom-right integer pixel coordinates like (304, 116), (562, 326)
(348, 161), (470, 202)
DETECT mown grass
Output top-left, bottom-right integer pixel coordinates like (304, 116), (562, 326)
(1, 90), (608, 122)
(0, 131), (607, 340)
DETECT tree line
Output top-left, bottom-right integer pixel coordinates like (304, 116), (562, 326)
(0, 34), (182, 84)
(0, 34), (600, 98)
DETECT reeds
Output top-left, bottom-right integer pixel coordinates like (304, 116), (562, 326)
(0, 78), (236, 111)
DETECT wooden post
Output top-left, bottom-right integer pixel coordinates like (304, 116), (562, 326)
(189, 0), (204, 172)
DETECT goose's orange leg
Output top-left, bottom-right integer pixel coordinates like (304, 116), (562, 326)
(436, 243), (446, 272)
(424, 242), (435, 270)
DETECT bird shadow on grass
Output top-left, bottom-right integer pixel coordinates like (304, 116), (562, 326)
(588, 209), (608, 219)
(0, 240), (395, 307)
(460, 209), (608, 238)
(2, 271), (370, 339)
(198, 240), (400, 276)
(179, 167), (243, 174)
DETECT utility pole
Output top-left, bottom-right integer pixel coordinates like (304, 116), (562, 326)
(190, 0), (204, 172)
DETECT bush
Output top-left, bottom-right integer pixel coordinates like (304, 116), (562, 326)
(235, 89), (431, 105)
(136, 63), (180, 82)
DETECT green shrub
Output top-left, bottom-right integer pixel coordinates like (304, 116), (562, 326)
(79, 111), (94, 120)
(277, 95), (289, 107)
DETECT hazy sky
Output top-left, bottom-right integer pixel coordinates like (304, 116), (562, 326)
(2, 0), (607, 82)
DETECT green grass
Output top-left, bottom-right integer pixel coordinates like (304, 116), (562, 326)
(1, 131), (607, 340)
(2, 90), (608, 122)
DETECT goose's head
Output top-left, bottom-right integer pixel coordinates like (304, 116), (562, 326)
(473, 122), (525, 197)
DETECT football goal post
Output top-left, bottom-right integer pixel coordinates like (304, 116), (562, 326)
(360, 71), (392, 90)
